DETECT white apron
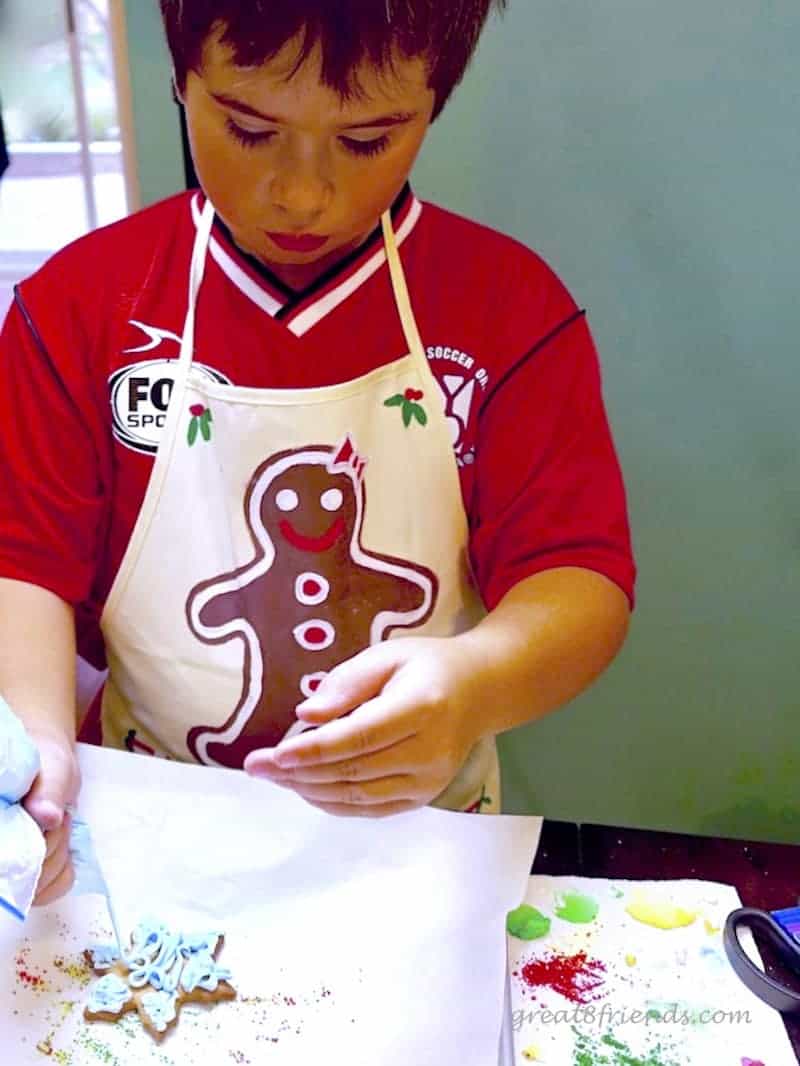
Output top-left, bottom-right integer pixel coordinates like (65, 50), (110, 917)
(99, 198), (501, 814)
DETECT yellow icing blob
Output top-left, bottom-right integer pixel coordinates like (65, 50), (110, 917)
(625, 892), (697, 930)
(625, 953), (637, 966)
(522, 1046), (541, 1061)
(704, 918), (720, 935)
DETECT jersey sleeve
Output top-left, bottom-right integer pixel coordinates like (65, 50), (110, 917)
(469, 279), (636, 611)
(0, 273), (110, 608)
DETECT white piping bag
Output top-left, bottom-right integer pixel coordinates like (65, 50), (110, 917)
(0, 696), (122, 947)
(0, 696), (46, 920)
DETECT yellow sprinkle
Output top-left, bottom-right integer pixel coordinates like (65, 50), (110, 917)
(625, 892), (697, 930)
(704, 919), (720, 935)
(625, 953), (637, 966)
(522, 1047), (541, 1061)
(58, 1001), (75, 1018)
(36, 1037), (53, 1056)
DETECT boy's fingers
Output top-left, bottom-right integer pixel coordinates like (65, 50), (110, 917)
(33, 859), (75, 907)
(43, 814), (72, 860)
(23, 743), (80, 833)
(296, 646), (398, 721)
(38, 827), (72, 889)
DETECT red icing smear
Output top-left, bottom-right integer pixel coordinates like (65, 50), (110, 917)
(515, 950), (607, 1004)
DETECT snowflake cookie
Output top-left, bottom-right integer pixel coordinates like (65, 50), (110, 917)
(83, 918), (236, 1041)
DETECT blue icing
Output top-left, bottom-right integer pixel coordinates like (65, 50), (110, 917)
(87, 974), (132, 1015)
(88, 944), (121, 971)
(181, 931), (220, 957)
(180, 952), (232, 994)
(140, 990), (178, 1032)
(85, 918), (235, 1024)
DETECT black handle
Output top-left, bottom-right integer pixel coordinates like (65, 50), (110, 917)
(723, 907), (800, 1014)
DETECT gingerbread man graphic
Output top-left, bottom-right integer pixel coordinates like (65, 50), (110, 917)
(186, 437), (438, 767)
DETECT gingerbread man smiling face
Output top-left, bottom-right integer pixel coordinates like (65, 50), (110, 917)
(186, 437), (438, 767)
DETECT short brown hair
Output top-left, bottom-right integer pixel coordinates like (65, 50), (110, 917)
(160, 0), (506, 120)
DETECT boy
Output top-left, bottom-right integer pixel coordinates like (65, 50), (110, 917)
(0, 0), (634, 906)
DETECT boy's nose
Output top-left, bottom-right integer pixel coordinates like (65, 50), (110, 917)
(269, 152), (333, 229)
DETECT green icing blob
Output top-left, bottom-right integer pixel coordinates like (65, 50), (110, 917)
(506, 904), (552, 940)
(555, 892), (600, 924)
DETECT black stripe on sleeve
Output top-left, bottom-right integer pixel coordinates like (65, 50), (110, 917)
(478, 309), (587, 422)
(13, 285), (81, 411)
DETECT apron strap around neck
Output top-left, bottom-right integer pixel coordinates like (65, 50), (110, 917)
(381, 210), (428, 372)
(178, 196), (217, 374)
(181, 202), (423, 376)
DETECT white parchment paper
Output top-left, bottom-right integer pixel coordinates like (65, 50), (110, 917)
(0, 743), (542, 1065)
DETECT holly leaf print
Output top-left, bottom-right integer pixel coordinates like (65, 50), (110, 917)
(411, 404), (427, 426)
(402, 404), (413, 427)
(384, 394), (405, 407)
(187, 418), (199, 447)
(200, 411), (212, 441)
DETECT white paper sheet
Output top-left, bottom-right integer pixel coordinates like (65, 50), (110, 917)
(509, 876), (798, 1064)
(1, 743), (542, 1065)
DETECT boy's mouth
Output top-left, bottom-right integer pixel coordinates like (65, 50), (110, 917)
(266, 232), (329, 253)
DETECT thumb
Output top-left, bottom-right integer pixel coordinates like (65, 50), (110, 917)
(23, 737), (80, 833)
(296, 644), (403, 723)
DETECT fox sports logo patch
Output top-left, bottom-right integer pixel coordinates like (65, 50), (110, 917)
(109, 359), (231, 455)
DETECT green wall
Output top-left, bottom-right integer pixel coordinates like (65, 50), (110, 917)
(125, 1), (800, 842)
(122, 3), (184, 206)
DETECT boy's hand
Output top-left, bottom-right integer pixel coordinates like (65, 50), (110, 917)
(244, 637), (483, 817)
(22, 731), (81, 905)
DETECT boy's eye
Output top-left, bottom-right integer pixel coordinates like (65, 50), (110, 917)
(338, 134), (391, 159)
(225, 118), (276, 148)
(225, 117), (390, 159)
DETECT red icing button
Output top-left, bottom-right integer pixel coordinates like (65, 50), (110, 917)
(305, 626), (327, 645)
(303, 579), (322, 597)
(308, 678), (322, 692)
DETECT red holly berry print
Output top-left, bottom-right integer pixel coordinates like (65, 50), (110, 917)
(384, 388), (427, 427)
(188, 404), (213, 445)
(465, 785), (492, 813)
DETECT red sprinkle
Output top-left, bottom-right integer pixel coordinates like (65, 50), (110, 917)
(515, 950), (606, 1004)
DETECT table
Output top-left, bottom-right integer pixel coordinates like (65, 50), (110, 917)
(531, 821), (800, 1059)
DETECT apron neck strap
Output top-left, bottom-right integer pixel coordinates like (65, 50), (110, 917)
(179, 196), (217, 374)
(180, 199), (425, 376)
(381, 210), (428, 371)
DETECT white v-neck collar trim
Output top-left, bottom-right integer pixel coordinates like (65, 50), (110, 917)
(286, 197), (423, 337)
(190, 195), (285, 317)
(189, 193), (423, 336)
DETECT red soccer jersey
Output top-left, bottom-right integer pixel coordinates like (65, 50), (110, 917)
(0, 186), (635, 667)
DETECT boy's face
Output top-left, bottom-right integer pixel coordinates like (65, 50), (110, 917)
(182, 30), (436, 279)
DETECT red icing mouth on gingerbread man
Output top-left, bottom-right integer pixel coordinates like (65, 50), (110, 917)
(278, 515), (345, 552)
(185, 436), (438, 767)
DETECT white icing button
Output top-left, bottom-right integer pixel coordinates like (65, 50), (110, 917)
(320, 488), (344, 512)
(276, 489), (300, 512)
(292, 620), (335, 652)
(295, 572), (330, 606)
(300, 672), (328, 699)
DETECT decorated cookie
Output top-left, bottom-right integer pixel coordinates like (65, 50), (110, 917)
(186, 436), (438, 766)
(84, 918), (236, 1041)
